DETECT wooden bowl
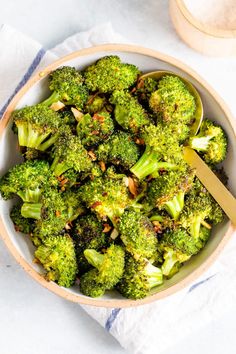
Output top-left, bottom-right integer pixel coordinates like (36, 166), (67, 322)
(0, 44), (235, 307)
(170, 0), (236, 56)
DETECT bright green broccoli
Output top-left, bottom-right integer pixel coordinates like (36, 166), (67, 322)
(0, 160), (58, 202)
(84, 244), (125, 288)
(12, 105), (62, 150)
(62, 190), (85, 222)
(42, 66), (88, 110)
(79, 175), (132, 225)
(10, 203), (35, 234)
(146, 168), (195, 220)
(51, 132), (93, 177)
(76, 111), (114, 146)
(149, 75), (196, 125)
(73, 214), (107, 274)
(117, 255), (163, 299)
(119, 209), (158, 259)
(96, 131), (140, 169)
(130, 123), (186, 180)
(188, 118), (227, 164)
(34, 234), (77, 287)
(79, 268), (106, 297)
(83, 56), (140, 93)
(110, 90), (150, 133)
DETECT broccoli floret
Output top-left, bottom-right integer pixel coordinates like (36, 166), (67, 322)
(42, 66), (88, 110)
(149, 75), (196, 125)
(84, 244), (125, 288)
(51, 132), (93, 177)
(23, 148), (42, 160)
(79, 175), (132, 225)
(160, 227), (211, 277)
(79, 268), (106, 297)
(10, 203), (35, 234)
(76, 112), (114, 146)
(180, 178), (224, 238)
(130, 123), (186, 180)
(0, 160), (58, 202)
(188, 119), (227, 164)
(119, 209), (158, 259)
(21, 189), (68, 238)
(117, 255), (163, 299)
(85, 95), (107, 114)
(35, 234), (77, 287)
(59, 109), (77, 126)
(147, 168), (195, 220)
(57, 169), (78, 191)
(96, 131), (140, 169)
(73, 214), (107, 274)
(12, 105), (62, 150)
(110, 90), (150, 133)
(62, 190), (85, 222)
(136, 77), (159, 105)
(83, 56), (140, 93)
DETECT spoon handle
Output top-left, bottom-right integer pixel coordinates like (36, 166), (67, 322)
(183, 147), (236, 227)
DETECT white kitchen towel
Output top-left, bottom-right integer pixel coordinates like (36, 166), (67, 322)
(0, 22), (236, 354)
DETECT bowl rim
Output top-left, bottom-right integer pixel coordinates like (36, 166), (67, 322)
(175, 0), (236, 38)
(0, 43), (235, 307)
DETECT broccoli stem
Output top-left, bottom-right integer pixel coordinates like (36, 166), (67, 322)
(84, 249), (104, 269)
(161, 249), (179, 276)
(51, 156), (70, 177)
(21, 203), (42, 220)
(130, 146), (160, 180)
(190, 215), (202, 239)
(149, 215), (164, 222)
(17, 123), (28, 146)
(41, 91), (61, 107)
(17, 187), (42, 203)
(145, 262), (163, 288)
(38, 133), (60, 151)
(164, 192), (185, 220)
(189, 136), (212, 151)
(27, 124), (50, 148)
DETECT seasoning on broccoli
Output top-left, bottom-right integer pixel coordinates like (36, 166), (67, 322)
(79, 268), (106, 297)
(42, 66), (88, 110)
(117, 255), (163, 299)
(51, 132), (93, 177)
(12, 104), (62, 150)
(83, 244), (125, 288)
(96, 131), (140, 169)
(85, 95), (107, 114)
(188, 118), (227, 164)
(76, 112), (114, 146)
(119, 209), (158, 259)
(149, 75), (196, 125)
(35, 234), (77, 287)
(0, 160), (58, 202)
(84, 56), (140, 93)
(110, 90), (150, 133)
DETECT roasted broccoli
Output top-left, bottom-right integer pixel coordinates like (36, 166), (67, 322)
(51, 132), (93, 177)
(35, 234), (77, 287)
(130, 123), (185, 180)
(119, 209), (158, 259)
(83, 244), (125, 288)
(0, 160), (58, 202)
(62, 190), (85, 222)
(110, 90), (150, 133)
(96, 131), (140, 169)
(79, 268), (106, 297)
(42, 66), (88, 110)
(85, 95), (107, 114)
(76, 111), (114, 146)
(149, 75), (196, 124)
(188, 118), (227, 164)
(117, 255), (163, 299)
(83, 56), (140, 93)
(12, 104), (62, 150)
(10, 203), (35, 234)
(146, 168), (195, 219)
(73, 214), (107, 274)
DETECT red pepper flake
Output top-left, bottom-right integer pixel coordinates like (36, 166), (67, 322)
(91, 130), (99, 135)
(91, 201), (102, 209)
(55, 210), (61, 217)
(88, 151), (97, 161)
(102, 191), (108, 197)
(135, 138), (145, 145)
(103, 224), (112, 233)
(99, 161), (106, 172)
(137, 79), (144, 89)
(93, 114), (105, 122)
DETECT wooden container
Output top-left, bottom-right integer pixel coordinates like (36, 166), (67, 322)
(0, 44), (235, 307)
(170, 0), (236, 56)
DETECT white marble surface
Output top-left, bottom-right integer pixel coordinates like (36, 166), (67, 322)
(0, 1), (236, 354)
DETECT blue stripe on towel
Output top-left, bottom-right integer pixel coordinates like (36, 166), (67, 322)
(188, 273), (217, 293)
(0, 47), (46, 118)
(105, 308), (121, 332)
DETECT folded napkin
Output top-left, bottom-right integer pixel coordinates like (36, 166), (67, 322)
(0, 22), (236, 354)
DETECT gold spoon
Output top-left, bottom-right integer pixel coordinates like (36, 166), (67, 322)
(140, 71), (236, 226)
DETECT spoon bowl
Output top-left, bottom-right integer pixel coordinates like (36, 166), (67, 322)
(140, 70), (203, 135)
